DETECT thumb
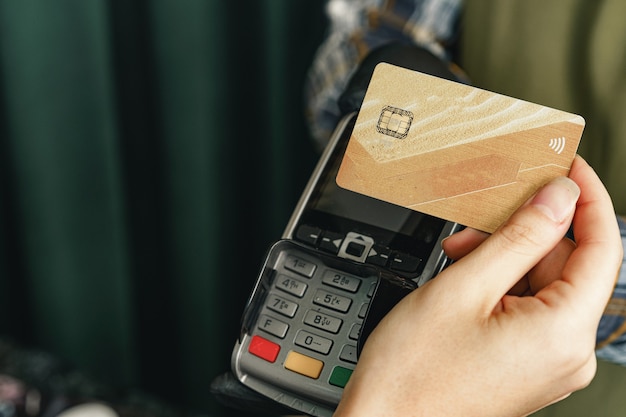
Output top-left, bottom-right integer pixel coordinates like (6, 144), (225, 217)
(443, 176), (581, 310)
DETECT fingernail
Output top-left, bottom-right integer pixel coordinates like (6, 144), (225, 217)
(531, 177), (580, 223)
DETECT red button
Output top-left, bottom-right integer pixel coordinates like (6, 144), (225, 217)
(249, 335), (280, 363)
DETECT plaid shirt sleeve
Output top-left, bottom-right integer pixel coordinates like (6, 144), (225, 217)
(304, 0), (463, 150)
(596, 216), (626, 365)
(304, 0), (626, 364)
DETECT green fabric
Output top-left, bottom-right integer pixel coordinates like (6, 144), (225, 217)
(0, 1), (325, 415)
(461, 0), (626, 216)
(461, 1), (626, 416)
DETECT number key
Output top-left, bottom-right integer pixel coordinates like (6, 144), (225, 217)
(294, 330), (333, 354)
(275, 274), (307, 297)
(284, 255), (316, 277)
(313, 289), (352, 313)
(322, 270), (361, 293)
(267, 295), (298, 317)
(304, 310), (342, 334)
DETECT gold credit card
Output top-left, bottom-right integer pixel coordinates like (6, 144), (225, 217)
(336, 63), (585, 233)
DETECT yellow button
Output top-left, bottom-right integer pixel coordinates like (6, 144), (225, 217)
(284, 351), (324, 379)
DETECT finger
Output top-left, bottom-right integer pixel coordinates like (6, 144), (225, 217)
(442, 175), (580, 310)
(442, 228), (489, 260)
(527, 238), (576, 294)
(508, 238), (576, 296)
(545, 156), (623, 317)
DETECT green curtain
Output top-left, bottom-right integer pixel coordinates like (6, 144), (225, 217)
(0, 1), (326, 415)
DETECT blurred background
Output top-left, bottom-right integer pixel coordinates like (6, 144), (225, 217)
(0, 1), (624, 417)
(0, 1), (325, 416)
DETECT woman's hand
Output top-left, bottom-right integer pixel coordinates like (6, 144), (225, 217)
(334, 156), (623, 417)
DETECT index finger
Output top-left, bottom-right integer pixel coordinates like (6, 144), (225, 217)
(558, 156), (623, 316)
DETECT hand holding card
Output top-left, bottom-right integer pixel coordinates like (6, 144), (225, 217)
(336, 63), (585, 233)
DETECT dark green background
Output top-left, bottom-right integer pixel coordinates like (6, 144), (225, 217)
(0, 1), (325, 415)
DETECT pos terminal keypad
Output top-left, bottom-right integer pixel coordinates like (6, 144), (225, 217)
(233, 241), (379, 411)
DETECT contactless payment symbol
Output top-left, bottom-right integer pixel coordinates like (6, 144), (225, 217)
(548, 136), (566, 154)
(376, 105), (413, 139)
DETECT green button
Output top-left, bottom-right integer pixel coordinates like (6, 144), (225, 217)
(329, 366), (353, 388)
